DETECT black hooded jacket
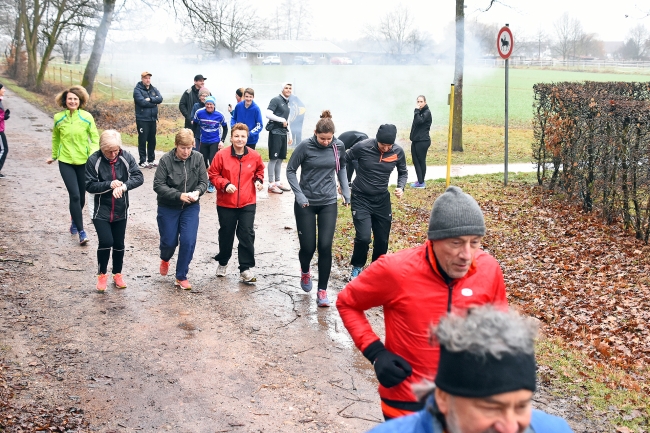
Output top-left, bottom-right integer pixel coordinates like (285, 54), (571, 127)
(85, 149), (144, 222)
(409, 104), (432, 142)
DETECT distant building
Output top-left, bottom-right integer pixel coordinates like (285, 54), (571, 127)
(237, 40), (346, 65)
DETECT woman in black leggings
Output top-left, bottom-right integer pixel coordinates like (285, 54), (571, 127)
(85, 130), (144, 292)
(47, 85), (100, 244)
(409, 95), (432, 188)
(286, 110), (350, 307)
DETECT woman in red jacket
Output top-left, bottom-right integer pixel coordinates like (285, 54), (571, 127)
(208, 123), (265, 283)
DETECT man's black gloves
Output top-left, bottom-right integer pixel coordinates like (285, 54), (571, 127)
(363, 340), (412, 388)
(4, 109), (9, 120)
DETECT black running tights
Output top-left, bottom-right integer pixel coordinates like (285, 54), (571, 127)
(92, 218), (127, 275)
(58, 161), (86, 232)
(294, 202), (338, 290)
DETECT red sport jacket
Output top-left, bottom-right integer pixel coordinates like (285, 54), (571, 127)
(336, 241), (507, 411)
(208, 145), (265, 209)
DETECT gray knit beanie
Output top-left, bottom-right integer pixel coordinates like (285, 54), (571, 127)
(428, 186), (486, 240)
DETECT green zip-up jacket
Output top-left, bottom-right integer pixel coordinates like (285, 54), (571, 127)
(52, 109), (100, 165)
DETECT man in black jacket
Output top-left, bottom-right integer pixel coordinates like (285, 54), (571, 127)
(179, 74), (206, 129)
(338, 130), (368, 184)
(346, 124), (407, 281)
(133, 71), (163, 168)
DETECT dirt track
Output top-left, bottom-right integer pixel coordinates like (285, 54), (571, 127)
(0, 90), (605, 432)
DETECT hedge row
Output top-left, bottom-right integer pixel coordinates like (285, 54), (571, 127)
(532, 81), (650, 242)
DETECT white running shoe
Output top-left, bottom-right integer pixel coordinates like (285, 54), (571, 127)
(240, 269), (256, 283)
(216, 264), (228, 277)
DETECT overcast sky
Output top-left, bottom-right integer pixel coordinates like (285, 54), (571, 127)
(136, 0), (649, 44)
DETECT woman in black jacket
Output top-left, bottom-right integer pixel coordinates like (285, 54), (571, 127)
(86, 130), (144, 292)
(409, 95), (432, 188)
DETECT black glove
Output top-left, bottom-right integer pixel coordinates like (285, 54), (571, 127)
(363, 340), (412, 388)
(4, 109), (9, 120)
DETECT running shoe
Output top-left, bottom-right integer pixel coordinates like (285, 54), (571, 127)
(96, 274), (108, 292)
(138, 162), (149, 169)
(78, 230), (89, 245)
(175, 279), (192, 290)
(277, 183), (291, 192)
(300, 271), (313, 292)
(216, 263), (228, 277)
(207, 183), (216, 193)
(149, 160), (159, 167)
(410, 182), (426, 189)
(0, 173), (5, 178)
(317, 290), (330, 307)
(350, 266), (363, 281)
(268, 184), (283, 194)
(113, 273), (127, 289)
(70, 219), (78, 235)
(240, 269), (256, 283)
(160, 260), (169, 276)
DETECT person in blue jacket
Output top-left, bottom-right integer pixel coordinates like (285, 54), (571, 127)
(368, 305), (574, 433)
(230, 88), (263, 149)
(194, 95), (228, 193)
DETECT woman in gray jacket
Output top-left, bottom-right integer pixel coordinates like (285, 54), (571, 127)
(286, 110), (350, 307)
(153, 128), (208, 290)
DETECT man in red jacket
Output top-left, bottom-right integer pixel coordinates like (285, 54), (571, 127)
(336, 186), (507, 420)
(208, 123), (265, 283)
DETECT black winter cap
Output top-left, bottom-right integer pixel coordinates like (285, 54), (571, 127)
(376, 124), (397, 145)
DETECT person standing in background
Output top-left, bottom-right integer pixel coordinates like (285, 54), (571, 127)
(228, 87), (245, 115)
(179, 74), (206, 129)
(0, 83), (10, 178)
(194, 96), (228, 193)
(265, 82), (293, 194)
(337, 130), (368, 185)
(133, 71), (163, 168)
(289, 93), (306, 145)
(230, 88), (263, 149)
(47, 85), (100, 245)
(409, 95), (432, 188)
(191, 87), (211, 150)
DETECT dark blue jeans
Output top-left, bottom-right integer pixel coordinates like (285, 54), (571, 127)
(156, 203), (200, 280)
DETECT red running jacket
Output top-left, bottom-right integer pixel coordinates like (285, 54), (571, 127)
(336, 241), (507, 411)
(208, 145), (265, 209)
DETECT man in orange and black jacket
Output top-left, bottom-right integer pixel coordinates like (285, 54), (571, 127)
(345, 124), (408, 281)
(337, 186), (507, 421)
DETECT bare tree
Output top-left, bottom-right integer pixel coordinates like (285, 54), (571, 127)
(468, 21), (499, 57)
(269, 0), (311, 40)
(452, 0), (465, 151)
(81, 0), (114, 94)
(0, 0), (23, 78)
(619, 24), (649, 60)
(177, 0), (265, 56)
(366, 4), (425, 56)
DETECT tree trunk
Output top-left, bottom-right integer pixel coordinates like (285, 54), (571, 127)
(76, 27), (85, 64)
(21, 0), (41, 88)
(82, 0), (116, 95)
(452, 0), (464, 152)
(9, 11), (24, 79)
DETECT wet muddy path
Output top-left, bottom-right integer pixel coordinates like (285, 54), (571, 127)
(0, 90), (604, 432)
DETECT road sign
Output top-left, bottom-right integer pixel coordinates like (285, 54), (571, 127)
(497, 26), (514, 60)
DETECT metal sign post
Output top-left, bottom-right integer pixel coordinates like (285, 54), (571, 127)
(497, 24), (513, 186)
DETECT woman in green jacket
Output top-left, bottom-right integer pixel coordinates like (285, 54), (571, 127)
(47, 85), (100, 245)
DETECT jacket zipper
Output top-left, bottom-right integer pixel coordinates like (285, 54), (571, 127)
(447, 283), (454, 313)
(182, 160), (187, 209)
(110, 163), (116, 222)
(237, 158), (242, 208)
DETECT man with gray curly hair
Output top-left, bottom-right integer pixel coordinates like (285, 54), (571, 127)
(337, 186), (507, 420)
(369, 306), (573, 433)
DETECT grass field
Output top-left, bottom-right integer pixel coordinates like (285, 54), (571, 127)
(6, 64), (650, 165)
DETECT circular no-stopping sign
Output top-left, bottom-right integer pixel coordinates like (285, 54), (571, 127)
(497, 26), (514, 59)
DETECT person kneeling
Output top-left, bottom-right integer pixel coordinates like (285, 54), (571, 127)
(368, 305), (573, 433)
(208, 123), (265, 283)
